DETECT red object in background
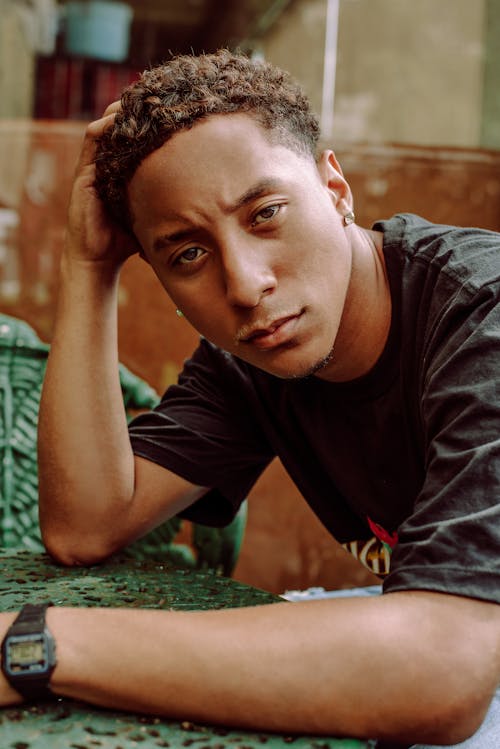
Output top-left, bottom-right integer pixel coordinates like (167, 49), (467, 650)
(34, 56), (139, 121)
(92, 63), (139, 118)
(34, 57), (84, 119)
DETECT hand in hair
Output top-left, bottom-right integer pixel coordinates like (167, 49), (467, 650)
(65, 101), (141, 273)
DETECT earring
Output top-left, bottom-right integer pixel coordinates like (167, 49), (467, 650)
(176, 309), (184, 318)
(343, 211), (355, 226)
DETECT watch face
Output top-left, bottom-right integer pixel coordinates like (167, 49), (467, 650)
(4, 634), (51, 675)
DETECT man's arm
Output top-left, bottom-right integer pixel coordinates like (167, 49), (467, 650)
(37, 109), (206, 566)
(1, 591), (498, 745)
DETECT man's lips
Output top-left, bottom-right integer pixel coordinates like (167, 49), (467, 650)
(237, 311), (304, 350)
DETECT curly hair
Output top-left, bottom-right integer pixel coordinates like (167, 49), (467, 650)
(94, 49), (321, 229)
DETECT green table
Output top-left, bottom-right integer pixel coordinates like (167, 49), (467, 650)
(0, 549), (371, 748)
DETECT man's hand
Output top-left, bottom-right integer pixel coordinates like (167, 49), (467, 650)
(65, 102), (140, 271)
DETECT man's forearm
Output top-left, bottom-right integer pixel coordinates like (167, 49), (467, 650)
(37, 256), (135, 563)
(10, 592), (495, 745)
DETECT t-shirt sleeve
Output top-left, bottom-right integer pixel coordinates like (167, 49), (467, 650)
(128, 339), (275, 527)
(384, 276), (500, 603)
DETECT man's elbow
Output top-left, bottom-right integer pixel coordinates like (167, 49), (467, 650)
(41, 526), (116, 567)
(38, 487), (131, 566)
(428, 686), (495, 746)
(374, 591), (500, 746)
(402, 676), (498, 746)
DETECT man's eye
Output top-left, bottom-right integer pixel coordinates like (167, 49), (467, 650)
(176, 247), (205, 265)
(253, 204), (280, 225)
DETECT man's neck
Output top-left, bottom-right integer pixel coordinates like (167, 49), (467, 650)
(315, 228), (391, 383)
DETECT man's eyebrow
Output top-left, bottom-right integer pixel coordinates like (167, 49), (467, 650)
(224, 178), (287, 214)
(152, 227), (197, 253)
(151, 179), (286, 252)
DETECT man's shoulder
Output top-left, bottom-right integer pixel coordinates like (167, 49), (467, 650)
(376, 213), (500, 293)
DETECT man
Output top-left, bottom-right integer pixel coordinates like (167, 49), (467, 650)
(2, 50), (498, 747)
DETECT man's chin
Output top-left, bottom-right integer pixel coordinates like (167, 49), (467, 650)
(253, 346), (336, 381)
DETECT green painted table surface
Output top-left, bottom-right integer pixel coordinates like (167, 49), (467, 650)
(0, 549), (371, 749)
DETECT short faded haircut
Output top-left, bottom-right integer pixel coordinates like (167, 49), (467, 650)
(94, 49), (320, 229)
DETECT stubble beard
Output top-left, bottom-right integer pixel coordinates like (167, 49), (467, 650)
(283, 343), (336, 380)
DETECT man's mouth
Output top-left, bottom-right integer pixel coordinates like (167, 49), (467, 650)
(237, 311), (304, 350)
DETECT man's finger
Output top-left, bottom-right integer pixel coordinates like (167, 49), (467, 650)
(86, 111), (118, 139)
(74, 112), (117, 172)
(102, 100), (122, 118)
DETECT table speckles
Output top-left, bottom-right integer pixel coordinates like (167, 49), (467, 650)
(0, 550), (369, 749)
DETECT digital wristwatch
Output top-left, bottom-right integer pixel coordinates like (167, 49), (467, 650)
(1, 602), (57, 700)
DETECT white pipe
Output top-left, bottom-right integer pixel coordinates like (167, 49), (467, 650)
(321, 0), (340, 139)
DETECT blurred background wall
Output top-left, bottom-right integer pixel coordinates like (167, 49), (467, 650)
(0, 0), (499, 594)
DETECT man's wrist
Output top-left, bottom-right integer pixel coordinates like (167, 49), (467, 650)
(60, 250), (122, 287)
(1, 604), (57, 701)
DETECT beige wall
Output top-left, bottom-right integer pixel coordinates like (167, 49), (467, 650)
(334, 0), (485, 147)
(481, 0), (500, 148)
(261, 0), (488, 149)
(259, 0), (328, 117)
(0, 2), (35, 120)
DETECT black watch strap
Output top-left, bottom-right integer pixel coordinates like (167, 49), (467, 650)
(1, 602), (57, 700)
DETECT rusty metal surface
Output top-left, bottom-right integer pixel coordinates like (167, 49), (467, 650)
(0, 705), (370, 749)
(0, 550), (370, 748)
(0, 549), (278, 611)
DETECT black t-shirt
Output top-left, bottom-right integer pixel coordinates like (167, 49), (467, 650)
(129, 214), (500, 603)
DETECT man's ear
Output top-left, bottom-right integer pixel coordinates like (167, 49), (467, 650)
(316, 150), (354, 214)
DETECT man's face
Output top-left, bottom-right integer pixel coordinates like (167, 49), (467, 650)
(128, 113), (353, 380)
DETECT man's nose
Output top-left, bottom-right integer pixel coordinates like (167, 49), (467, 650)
(221, 240), (277, 308)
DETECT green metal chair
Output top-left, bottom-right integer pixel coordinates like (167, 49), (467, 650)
(0, 313), (246, 575)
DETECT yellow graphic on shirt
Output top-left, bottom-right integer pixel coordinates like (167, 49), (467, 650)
(342, 536), (392, 577)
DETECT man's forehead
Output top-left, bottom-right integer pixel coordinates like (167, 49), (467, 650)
(128, 114), (321, 233)
(139, 112), (314, 172)
(133, 123), (314, 194)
